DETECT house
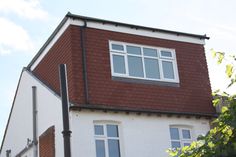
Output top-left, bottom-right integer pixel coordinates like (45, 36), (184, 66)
(0, 12), (216, 157)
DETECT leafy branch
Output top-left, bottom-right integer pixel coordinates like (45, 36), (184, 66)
(167, 49), (236, 157)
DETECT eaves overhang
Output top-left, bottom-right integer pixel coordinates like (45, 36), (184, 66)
(70, 104), (217, 119)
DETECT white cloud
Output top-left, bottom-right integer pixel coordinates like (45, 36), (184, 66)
(0, 17), (34, 55)
(0, 46), (11, 55)
(0, 0), (48, 20)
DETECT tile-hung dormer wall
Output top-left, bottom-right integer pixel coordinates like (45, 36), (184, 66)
(32, 15), (215, 116)
(83, 27), (214, 115)
(33, 25), (86, 104)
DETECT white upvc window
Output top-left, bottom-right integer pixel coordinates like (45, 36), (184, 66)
(169, 126), (192, 149)
(94, 123), (121, 157)
(109, 41), (179, 83)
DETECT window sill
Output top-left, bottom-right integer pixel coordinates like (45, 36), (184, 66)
(112, 76), (180, 87)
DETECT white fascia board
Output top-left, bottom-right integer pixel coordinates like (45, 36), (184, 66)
(70, 19), (205, 45)
(86, 21), (205, 45)
(30, 18), (72, 70)
(30, 17), (205, 70)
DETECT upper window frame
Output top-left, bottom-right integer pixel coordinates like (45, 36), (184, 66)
(109, 41), (180, 83)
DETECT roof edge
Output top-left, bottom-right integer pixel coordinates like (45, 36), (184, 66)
(27, 14), (69, 69)
(70, 104), (217, 118)
(66, 12), (210, 40)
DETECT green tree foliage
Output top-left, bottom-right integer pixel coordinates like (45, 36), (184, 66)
(167, 50), (236, 157)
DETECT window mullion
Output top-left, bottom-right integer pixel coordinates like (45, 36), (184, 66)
(159, 58), (164, 80)
(104, 125), (109, 157)
(110, 53), (115, 75)
(105, 137), (109, 157)
(173, 58), (179, 82)
(180, 141), (184, 148)
(179, 128), (183, 147)
(124, 48), (129, 76)
(180, 128), (183, 140)
(141, 47), (146, 78)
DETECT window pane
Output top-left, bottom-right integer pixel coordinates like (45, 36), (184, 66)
(170, 128), (179, 140)
(144, 58), (160, 79)
(94, 125), (104, 135)
(127, 45), (141, 55)
(143, 48), (157, 57)
(162, 61), (175, 79)
(107, 125), (119, 137)
(161, 50), (172, 57)
(182, 129), (191, 139)
(108, 139), (120, 157)
(95, 140), (106, 157)
(184, 143), (191, 147)
(112, 44), (124, 51)
(128, 56), (144, 77)
(113, 55), (126, 74)
(171, 141), (181, 148)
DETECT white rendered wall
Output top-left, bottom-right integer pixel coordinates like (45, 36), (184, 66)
(71, 110), (210, 157)
(0, 70), (64, 157)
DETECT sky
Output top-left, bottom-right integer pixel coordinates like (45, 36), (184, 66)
(0, 0), (236, 144)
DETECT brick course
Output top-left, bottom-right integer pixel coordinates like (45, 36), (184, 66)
(33, 25), (215, 115)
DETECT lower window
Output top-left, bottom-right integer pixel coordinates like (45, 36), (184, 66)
(94, 123), (121, 157)
(169, 127), (192, 149)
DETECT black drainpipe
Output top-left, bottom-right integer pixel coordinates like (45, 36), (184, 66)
(32, 86), (38, 157)
(80, 20), (89, 104)
(59, 64), (72, 157)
